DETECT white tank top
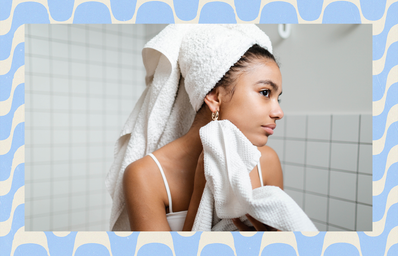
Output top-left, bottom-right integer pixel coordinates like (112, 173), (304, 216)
(148, 153), (264, 231)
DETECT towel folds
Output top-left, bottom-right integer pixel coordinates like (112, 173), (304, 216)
(193, 120), (318, 231)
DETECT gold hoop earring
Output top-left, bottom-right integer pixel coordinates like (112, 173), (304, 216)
(212, 110), (219, 121)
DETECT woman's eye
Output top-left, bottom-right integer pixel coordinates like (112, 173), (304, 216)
(260, 89), (270, 97)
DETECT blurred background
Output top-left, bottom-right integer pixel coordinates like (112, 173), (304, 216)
(25, 24), (371, 231)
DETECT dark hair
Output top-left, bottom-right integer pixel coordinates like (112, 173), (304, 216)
(199, 44), (278, 111)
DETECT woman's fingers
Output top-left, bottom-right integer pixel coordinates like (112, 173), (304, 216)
(232, 218), (254, 231)
(233, 215), (279, 231)
(245, 214), (267, 231)
(245, 214), (279, 231)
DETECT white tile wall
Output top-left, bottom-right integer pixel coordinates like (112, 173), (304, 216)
(329, 171), (357, 201)
(25, 24), (149, 231)
(312, 221), (327, 231)
(283, 165), (305, 190)
(273, 117), (285, 137)
(330, 143), (358, 171)
(328, 198), (356, 230)
(360, 114), (372, 143)
(32, 164), (51, 181)
(306, 141), (330, 168)
(266, 113), (372, 231)
(285, 140), (306, 164)
(332, 115), (359, 142)
(52, 213), (68, 230)
(304, 194), (328, 222)
(357, 174), (372, 205)
(305, 167), (328, 195)
(285, 115), (306, 139)
(358, 144), (372, 175)
(307, 115), (331, 140)
(356, 204), (372, 231)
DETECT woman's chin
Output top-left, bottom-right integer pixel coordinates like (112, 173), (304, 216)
(251, 136), (268, 147)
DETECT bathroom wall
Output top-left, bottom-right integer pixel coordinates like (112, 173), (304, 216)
(266, 114), (372, 231)
(25, 24), (372, 231)
(25, 24), (147, 230)
(257, 24), (372, 114)
(262, 24), (372, 231)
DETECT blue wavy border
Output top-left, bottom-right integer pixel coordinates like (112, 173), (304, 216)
(0, 0), (397, 255)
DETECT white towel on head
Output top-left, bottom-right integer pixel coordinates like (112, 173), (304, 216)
(193, 120), (318, 231)
(179, 24), (272, 111)
(105, 24), (274, 231)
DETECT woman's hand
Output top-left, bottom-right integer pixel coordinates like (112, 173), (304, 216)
(232, 214), (279, 231)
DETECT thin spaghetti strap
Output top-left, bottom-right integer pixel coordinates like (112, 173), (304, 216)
(257, 157), (264, 187)
(148, 153), (173, 213)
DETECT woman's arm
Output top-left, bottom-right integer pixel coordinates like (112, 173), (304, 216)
(258, 145), (283, 189)
(123, 158), (171, 231)
(123, 153), (206, 231)
(182, 151), (206, 231)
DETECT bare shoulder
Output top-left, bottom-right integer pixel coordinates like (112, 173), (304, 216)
(123, 156), (170, 230)
(123, 156), (164, 197)
(257, 145), (283, 189)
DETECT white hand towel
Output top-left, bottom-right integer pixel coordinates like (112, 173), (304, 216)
(192, 120), (318, 232)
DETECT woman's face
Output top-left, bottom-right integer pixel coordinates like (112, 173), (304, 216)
(219, 59), (283, 147)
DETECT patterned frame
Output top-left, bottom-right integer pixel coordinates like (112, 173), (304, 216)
(0, 0), (397, 255)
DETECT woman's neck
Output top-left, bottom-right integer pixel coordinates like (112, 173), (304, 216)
(171, 108), (212, 162)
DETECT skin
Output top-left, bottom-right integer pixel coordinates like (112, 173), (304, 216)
(123, 58), (284, 231)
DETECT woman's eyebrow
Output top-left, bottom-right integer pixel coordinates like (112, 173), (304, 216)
(256, 80), (280, 92)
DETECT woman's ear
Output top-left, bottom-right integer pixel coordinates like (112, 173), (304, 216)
(204, 88), (221, 113)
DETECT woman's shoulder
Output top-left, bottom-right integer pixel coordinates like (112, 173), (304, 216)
(257, 145), (283, 189)
(123, 155), (165, 197)
(258, 145), (279, 161)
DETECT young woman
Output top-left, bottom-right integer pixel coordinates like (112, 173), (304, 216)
(122, 43), (284, 231)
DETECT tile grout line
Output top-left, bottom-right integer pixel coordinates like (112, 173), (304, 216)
(326, 114), (333, 230)
(85, 24), (90, 231)
(355, 115), (362, 230)
(49, 25), (54, 231)
(302, 115), (308, 211)
(67, 25), (72, 231)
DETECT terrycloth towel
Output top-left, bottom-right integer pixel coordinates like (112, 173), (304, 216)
(105, 24), (274, 231)
(192, 120), (318, 231)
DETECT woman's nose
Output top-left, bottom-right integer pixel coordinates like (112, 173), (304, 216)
(271, 102), (284, 120)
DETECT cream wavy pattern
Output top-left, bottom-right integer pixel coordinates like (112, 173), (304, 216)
(373, 145), (398, 196)
(373, 65), (398, 116)
(260, 232), (300, 254)
(11, 226), (50, 255)
(136, 232), (176, 255)
(321, 232), (362, 255)
(0, 105), (24, 155)
(0, 26), (24, 76)
(0, 0), (397, 256)
(0, 145), (24, 197)
(385, 226), (398, 256)
(72, 232), (113, 255)
(373, 24), (398, 76)
(0, 186), (24, 236)
(370, 186), (398, 237)
(0, 105), (25, 155)
(373, 104), (398, 156)
(0, 66), (24, 114)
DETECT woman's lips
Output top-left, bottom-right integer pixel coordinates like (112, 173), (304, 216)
(262, 125), (275, 135)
